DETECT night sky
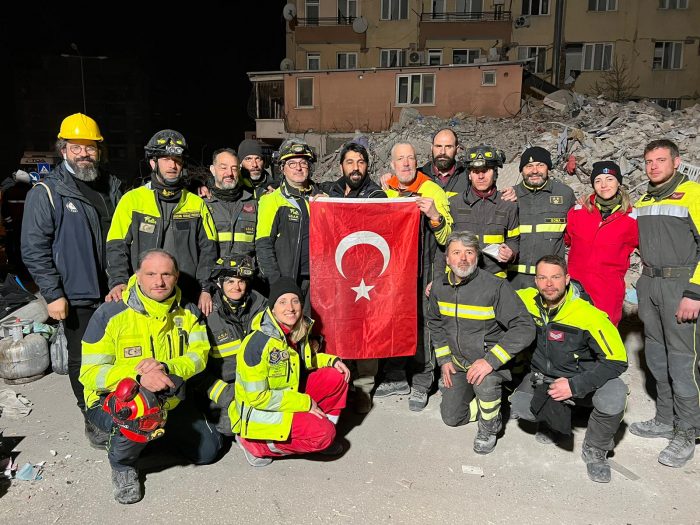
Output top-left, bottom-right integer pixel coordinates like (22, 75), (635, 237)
(1, 2), (288, 173)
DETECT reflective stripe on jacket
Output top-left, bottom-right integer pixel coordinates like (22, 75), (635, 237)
(231, 309), (337, 441)
(516, 286), (628, 397)
(635, 178), (700, 298)
(106, 185), (217, 293)
(427, 267), (535, 373)
(79, 274), (209, 410)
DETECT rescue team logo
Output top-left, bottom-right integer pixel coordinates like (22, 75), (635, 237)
(139, 222), (156, 233)
(124, 346), (143, 358)
(269, 350), (289, 364)
(547, 330), (565, 342)
(243, 204), (255, 213)
(217, 331), (229, 341)
(668, 192), (685, 200)
(287, 208), (301, 222)
(550, 196), (564, 205)
(545, 217), (566, 223)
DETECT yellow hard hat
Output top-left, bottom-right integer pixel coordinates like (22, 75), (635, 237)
(57, 113), (103, 142)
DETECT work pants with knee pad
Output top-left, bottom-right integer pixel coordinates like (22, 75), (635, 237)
(637, 275), (700, 430)
(440, 369), (504, 432)
(86, 396), (223, 471)
(510, 372), (628, 450)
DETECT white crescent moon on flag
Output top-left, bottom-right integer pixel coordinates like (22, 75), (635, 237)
(335, 231), (390, 279)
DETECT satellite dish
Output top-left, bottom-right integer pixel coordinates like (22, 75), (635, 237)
(280, 58), (294, 71)
(282, 3), (297, 21)
(352, 16), (368, 34)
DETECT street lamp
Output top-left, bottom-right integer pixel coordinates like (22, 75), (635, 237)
(60, 43), (108, 114)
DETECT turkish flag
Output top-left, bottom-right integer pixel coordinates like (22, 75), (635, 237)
(310, 198), (421, 359)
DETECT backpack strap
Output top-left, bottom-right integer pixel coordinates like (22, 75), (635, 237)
(36, 182), (55, 209)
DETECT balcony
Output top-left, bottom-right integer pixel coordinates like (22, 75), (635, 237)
(294, 16), (365, 45)
(419, 11), (513, 46)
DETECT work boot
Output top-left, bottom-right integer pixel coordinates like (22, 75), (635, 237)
(581, 441), (611, 483)
(353, 391), (372, 414)
(473, 415), (501, 455)
(408, 389), (428, 412)
(535, 422), (558, 445)
(374, 380), (410, 398)
(318, 441), (344, 456)
(629, 418), (674, 440)
(658, 426), (697, 468)
(111, 466), (142, 504)
(84, 419), (109, 450)
(237, 437), (273, 467)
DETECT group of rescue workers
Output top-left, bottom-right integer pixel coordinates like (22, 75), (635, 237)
(18, 113), (700, 504)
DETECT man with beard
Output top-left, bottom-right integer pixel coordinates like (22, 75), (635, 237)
(238, 139), (278, 199)
(105, 130), (218, 316)
(512, 255), (628, 482)
(204, 148), (257, 259)
(502, 147), (575, 290)
(21, 113), (123, 447)
(422, 128), (469, 198)
(318, 141), (385, 413)
(374, 142), (453, 411)
(427, 231), (534, 454)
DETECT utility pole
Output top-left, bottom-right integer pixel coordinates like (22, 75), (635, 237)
(60, 43), (108, 114)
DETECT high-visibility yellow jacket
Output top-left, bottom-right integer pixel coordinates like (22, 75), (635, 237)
(230, 309), (338, 441)
(79, 274), (209, 410)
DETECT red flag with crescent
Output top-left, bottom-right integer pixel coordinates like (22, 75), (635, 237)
(310, 198), (420, 359)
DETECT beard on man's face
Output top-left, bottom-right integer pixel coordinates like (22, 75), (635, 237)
(68, 157), (99, 182)
(344, 169), (366, 190)
(433, 155), (455, 172)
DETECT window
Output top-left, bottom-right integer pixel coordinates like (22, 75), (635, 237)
(653, 41), (683, 69)
(659, 0), (688, 8)
(457, 0), (483, 14)
(428, 49), (443, 65)
(297, 78), (313, 107)
(518, 46), (547, 74)
(432, 0), (446, 16)
(582, 42), (613, 70)
(338, 0), (357, 18)
(381, 0), (408, 20)
(397, 74), (435, 105)
(522, 0), (549, 15)
(482, 70), (497, 86)
(453, 49), (481, 65)
(305, 0), (319, 24)
(337, 52), (357, 69)
(381, 49), (404, 67)
(588, 0), (617, 10)
(307, 53), (320, 70)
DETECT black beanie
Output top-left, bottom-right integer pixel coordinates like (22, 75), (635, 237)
(590, 161), (622, 186)
(237, 139), (263, 160)
(519, 146), (552, 172)
(268, 277), (303, 306)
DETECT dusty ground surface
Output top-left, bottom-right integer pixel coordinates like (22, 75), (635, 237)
(1, 317), (698, 525)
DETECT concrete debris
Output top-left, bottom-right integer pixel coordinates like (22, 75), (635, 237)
(461, 465), (485, 476)
(0, 388), (32, 418)
(313, 94), (700, 293)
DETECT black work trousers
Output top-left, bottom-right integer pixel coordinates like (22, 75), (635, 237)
(64, 304), (98, 412)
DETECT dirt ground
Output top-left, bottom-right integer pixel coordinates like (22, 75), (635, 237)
(0, 317), (698, 525)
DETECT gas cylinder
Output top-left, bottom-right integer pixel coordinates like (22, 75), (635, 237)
(0, 319), (49, 384)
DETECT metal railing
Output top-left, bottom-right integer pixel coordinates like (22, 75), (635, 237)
(420, 11), (511, 22)
(297, 16), (355, 27)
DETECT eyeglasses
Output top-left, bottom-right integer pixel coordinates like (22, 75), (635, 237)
(286, 160), (310, 169)
(68, 144), (98, 155)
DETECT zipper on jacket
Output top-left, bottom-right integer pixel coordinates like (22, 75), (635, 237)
(167, 334), (173, 360)
(150, 336), (156, 358)
(286, 358), (292, 382)
(598, 330), (613, 357)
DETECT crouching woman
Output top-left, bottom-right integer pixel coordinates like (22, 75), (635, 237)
(231, 277), (350, 466)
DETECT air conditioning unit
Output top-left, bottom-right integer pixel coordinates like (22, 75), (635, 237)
(488, 48), (501, 61)
(514, 15), (530, 28)
(407, 50), (424, 66)
(493, 0), (505, 4)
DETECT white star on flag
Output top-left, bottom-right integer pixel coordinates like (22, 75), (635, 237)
(350, 279), (375, 302)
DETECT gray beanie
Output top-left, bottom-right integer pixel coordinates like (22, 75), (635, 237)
(237, 139), (263, 160)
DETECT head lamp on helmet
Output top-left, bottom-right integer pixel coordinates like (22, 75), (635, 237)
(145, 129), (189, 160)
(465, 145), (505, 170)
(278, 139), (316, 165)
(211, 255), (256, 282)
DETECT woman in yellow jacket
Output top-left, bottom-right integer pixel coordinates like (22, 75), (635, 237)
(231, 277), (350, 466)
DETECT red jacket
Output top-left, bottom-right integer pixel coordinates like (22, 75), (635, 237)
(564, 195), (639, 325)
